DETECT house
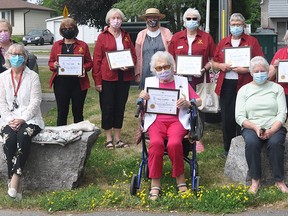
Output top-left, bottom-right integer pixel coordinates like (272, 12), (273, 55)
(46, 16), (101, 44)
(260, 0), (288, 42)
(0, 0), (55, 35)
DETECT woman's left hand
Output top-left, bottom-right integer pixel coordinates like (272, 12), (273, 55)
(260, 128), (274, 140)
(8, 119), (25, 131)
(120, 67), (128, 71)
(177, 94), (189, 109)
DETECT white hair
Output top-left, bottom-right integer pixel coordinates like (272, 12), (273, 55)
(249, 56), (269, 75)
(183, 8), (201, 23)
(229, 13), (245, 24)
(150, 51), (175, 73)
(105, 8), (125, 24)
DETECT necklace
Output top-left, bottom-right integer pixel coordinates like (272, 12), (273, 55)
(65, 43), (73, 52)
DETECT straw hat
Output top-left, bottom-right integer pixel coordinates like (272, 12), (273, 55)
(139, 8), (166, 20)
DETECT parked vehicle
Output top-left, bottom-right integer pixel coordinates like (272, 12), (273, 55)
(22, 29), (54, 46)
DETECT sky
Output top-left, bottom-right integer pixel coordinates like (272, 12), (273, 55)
(27, 0), (37, 4)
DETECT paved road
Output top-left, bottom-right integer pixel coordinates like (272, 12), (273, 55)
(25, 44), (52, 66)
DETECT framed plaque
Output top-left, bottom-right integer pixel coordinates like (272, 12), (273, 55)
(224, 46), (251, 67)
(277, 60), (288, 83)
(57, 54), (84, 76)
(176, 55), (202, 75)
(106, 49), (134, 70)
(146, 87), (180, 115)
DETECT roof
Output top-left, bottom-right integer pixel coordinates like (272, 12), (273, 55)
(0, 0), (55, 12)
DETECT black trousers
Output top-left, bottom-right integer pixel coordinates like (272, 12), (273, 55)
(53, 76), (87, 126)
(100, 80), (130, 130)
(220, 79), (241, 153)
(1, 123), (41, 178)
(242, 127), (287, 181)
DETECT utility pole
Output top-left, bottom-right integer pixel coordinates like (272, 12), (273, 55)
(218, 0), (230, 41)
(205, 0), (210, 33)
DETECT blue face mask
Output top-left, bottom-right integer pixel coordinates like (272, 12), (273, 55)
(10, 55), (25, 68)
(253, 72), (268, 85)
(156, 69), (172, 81)
(186, 20), (199, 31)
(230, 26), (244, 37)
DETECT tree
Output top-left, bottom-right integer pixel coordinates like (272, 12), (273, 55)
(38, 0), (65, 16)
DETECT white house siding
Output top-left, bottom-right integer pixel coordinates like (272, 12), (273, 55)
(46, 16), (101, 44)
(13, 11), (25, 35)
(268, 0), (288, 18)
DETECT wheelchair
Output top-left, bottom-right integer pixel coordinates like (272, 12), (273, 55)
(130, 98), (202, 196)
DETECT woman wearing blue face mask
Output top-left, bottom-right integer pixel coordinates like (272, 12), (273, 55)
(211, 13), (264, 156)
(235, 56), (288, 195)
(0, 44), (44, 199)
(138, 51), (202, 200)
(169, 8), (215, 153)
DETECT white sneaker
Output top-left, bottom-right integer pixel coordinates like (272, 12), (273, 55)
(7, 187), (17, 198)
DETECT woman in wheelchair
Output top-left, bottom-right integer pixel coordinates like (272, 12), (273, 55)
(138, 51), (202, 200)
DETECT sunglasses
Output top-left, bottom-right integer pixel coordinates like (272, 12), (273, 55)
(155, 64), (171, 72)
(186, 17), (198, 21)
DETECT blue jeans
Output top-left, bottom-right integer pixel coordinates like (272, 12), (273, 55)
(242, 127), (287, 181)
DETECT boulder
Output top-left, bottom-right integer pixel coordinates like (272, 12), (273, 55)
(224, 135), (288, 186)
(0, 128), (101, 191)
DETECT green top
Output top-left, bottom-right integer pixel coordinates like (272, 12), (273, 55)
(235, 81), (287, 129)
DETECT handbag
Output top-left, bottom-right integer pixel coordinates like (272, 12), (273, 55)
(196, 73), (220, 113)
(189, 103), (203, 141)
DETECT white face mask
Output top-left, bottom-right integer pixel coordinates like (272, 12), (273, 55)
(156, 69), (172, 81)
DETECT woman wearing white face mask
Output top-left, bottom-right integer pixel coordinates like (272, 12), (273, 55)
(92, 8), (137, 149)
(211, 13), (264, 156)
(235, 56), (288, 195)
(135, 8), (172, 90)
(169, 8), (215, 153)
(139, 51), (201, 200)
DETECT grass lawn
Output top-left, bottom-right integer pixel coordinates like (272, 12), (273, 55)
(0, 65), (287, 214)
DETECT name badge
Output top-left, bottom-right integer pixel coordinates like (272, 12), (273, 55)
(177, 46), (184, 49)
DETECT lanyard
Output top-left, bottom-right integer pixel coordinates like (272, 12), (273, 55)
(11, 71), (23, 97)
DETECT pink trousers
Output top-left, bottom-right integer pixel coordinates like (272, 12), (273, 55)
(147, 118), (188, 178)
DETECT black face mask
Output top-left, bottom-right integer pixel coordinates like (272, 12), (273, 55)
(147, 19), (158, 28)
(61, 29), (76, 39)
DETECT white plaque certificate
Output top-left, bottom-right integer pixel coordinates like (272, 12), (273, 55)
(176, 55), (203, 75)
(277, 60), (288, 83)
(106, 49), (134, 70)
(224, 46), (251, 67)
(58, 54), (84, 76)
(146, 87), (180, 115)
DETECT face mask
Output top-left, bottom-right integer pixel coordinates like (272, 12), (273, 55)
(10, 55), (25, 68)
(147, 19), (158, 28)
(156, 69), (172, 81)
(230, 26), (244, 37)
(185, 20), (199, 31)
(0, 32), (10, 43)
(110, 19), (122, 28)
(253, 72), (268, 85)
(61, 29), (76, 39)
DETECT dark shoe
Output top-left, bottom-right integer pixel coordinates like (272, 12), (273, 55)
(105, 141), (114, 150)
(115, 140), (129, 148)
(148, 186), (161, 201)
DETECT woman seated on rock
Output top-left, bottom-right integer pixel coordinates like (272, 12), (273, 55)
(0, 44), (44, 199)
(235, 56), (288, 194)
(138, 51), (201, 200)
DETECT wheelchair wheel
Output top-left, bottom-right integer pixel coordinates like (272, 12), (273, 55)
(144, 164), (149, 179)
(130, 174), (138, 195)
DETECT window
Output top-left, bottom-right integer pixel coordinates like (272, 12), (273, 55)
(0, 11), (11, 22)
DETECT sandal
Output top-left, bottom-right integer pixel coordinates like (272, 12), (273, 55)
(248, 183), (260, 195)
(275, 182), (288, 193)
(148, 186), (161, 201)
(177, 183), (188, 193)
(105, 141), (114, 150)
(115, 140), (129, 148)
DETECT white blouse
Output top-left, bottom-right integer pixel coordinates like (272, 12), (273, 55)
(0, 66), (44, 129)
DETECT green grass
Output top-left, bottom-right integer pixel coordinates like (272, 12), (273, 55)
(0, 67), (288, 214)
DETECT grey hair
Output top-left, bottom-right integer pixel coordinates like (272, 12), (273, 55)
(105, 8), (125, 25)
(183, 8), (201, 25)
(150, 51), (175, 73)
(284, 30), (288, 43)
(249, 56), (269, 75)
(5, 43), (28, 68)
(0, 19), (12, 34)
(229, 13), (245, 24)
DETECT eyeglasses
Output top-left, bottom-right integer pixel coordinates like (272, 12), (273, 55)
(186, 17), (198, 21)
(230, 24), (243, 27)
(155, 64), (171, 72)
(9, 53), (23, 57)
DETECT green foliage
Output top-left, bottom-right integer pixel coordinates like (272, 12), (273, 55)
(39, 0), (65, 16)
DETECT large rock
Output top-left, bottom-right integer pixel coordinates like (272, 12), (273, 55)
(224, 135), (288, 186)
(0, 129), (101, 191)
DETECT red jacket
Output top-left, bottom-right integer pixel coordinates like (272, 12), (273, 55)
(92, 27), (137, 86)
(213, 33), (264, 95)
(168, 28), (215, 87)
(48, 38), (93, 91)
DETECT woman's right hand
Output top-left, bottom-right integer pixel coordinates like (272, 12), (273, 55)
(54, 61), (59, 69)
(95, 85), (102, 92)
(139, 90), (149, 100)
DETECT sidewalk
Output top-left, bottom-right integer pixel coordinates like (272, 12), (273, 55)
(41, 92), (56, 115)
